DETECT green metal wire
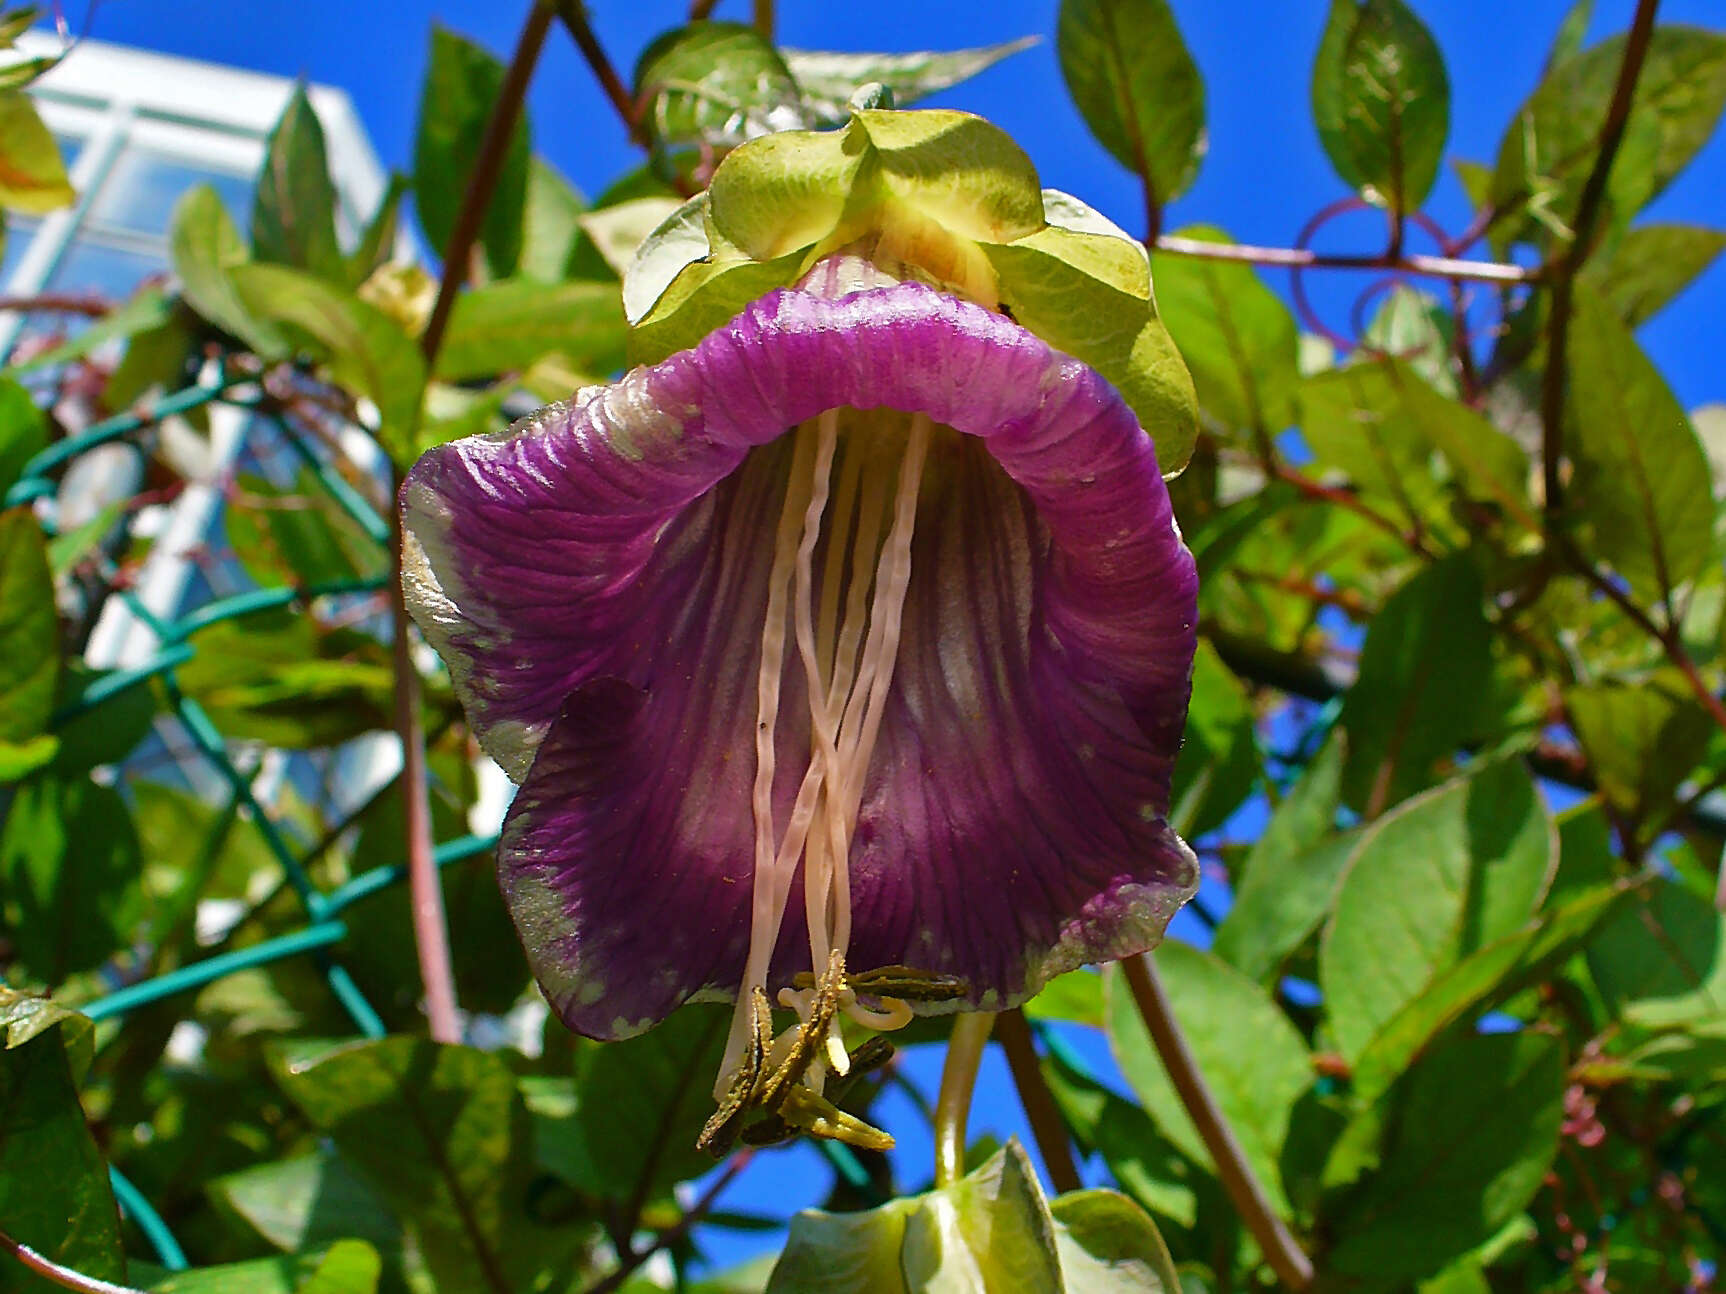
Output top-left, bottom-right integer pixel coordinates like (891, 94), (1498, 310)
(81, 923), (349, 1023)
(108, 1165), (188, 1272)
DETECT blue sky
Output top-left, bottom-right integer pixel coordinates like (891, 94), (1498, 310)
(40, 0), (1726, 1273)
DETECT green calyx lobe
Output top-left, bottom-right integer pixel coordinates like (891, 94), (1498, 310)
(627, 107), (1198, 474)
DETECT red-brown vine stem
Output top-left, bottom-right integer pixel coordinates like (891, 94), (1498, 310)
(401, 0), (556, 1043)
(0, 1227), (144, 1294)
(1122, 954), (1314, 1291)
(1538, 0), (1662, 528)
(995, 1008), (1083, 1194)
(554, 1), (647, 149)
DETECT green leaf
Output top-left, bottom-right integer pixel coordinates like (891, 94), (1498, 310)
(223, 467), (388, 590)
(567, 1004), (730, 1202)
(1349, 880), (1633, 1102)
(1024, 968), (1104, 1028)
(1578, 222), (1726, 327)
(1565, 286), (1715, 602)
(295, 1240), (381, 1294)
(519, 158), (587, 283)
(229, 262), (426, 464)
(1050, 1189), (1182, 1293)
(49, 661), (159, 777)
(0, 506), (57, 746)
(1212, 733), (1348, 981)
(1545, 0), (1594, 74)
(1565, 671), (1714, 830)
(0, 89), (73, 212)
(1336, 555), (1494, 813)
(1149, 227), (1300, 439)
(634, 22), (806, 154)
(0, 373), (46, 496)
(147, 1253), (337, 1294)
(768, 1142), (1062, 1294)
(175, 612), (394, 749)
(270, 1038), (554, 1294)
(1320, 1031), (1564, 1281)
(0, 775), (143, 982)
(414, 25), (530, 278)
(1056, 0), (1204, 202)
(210, 1151), (400, 1258)
(253, 85), (346, 284)
(1311, 0), (1449, 211)
(1168, 640), (1257, 836)
(1042, 1051), (1198, 1228)
(0, 983), (93, 1080)
(1587, 879), (1726, 1031)
(1320, 758), (1557, 1060)
(434, 277), (625, 383)
(785, 39), (1038, 123)
(346, 174), (407, 288)
(1105, 944), (1311, 1217)
(1490, 27), (1726, 249)
(170, 184), (288, 357)
(1361, 283), (1455, 394)
(983, 226), (1198, 474)
(0, 1009), (124, 1290)
(575, 196), (684, 280)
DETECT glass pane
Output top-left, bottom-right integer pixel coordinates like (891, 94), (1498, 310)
(46, 236), (165, 297)
(1, 216), (39, 287)
(87, 148), (254, 237)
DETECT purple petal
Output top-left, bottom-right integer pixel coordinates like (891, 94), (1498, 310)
(402, 279), (1199, 1039)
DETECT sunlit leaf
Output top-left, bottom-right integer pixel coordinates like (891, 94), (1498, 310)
(1106, 945), (1310, 1218)
(0, 374), (46, 497)
(1150, 226), (1300, 439)
(1320, 758), (1557, 1060)
(346, 173), (406, 287)
(1566, 670), (1714, 832)
(786, 38), (1037, 123)
(1056, 0), (1205, 203)
(519, 158), (587, 283)
(1578, 222), (1726, 327)
(434, 276), (625, 382)
(170, 184), (288, 357)
(1566, 286), (1715, 603)
(1311, 0), (1449, 211)
(0, 505), (56, 746)
(635, 22), (806, 154)
(1050, 1189), (1183, 1293)
(0, 88), (73, 212)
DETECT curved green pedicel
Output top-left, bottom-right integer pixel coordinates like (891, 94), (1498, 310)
(623, 108), (1198, 474)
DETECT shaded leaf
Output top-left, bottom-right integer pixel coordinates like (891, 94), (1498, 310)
(1056, 0), (1205, 202)
(1042, 1050), (1198, 1228)
(1565, 286), (1715, 602)
(0, 373), (46, 496)
(1336, 555), (1494, 812)
(0, 506), (57, 746)
(0, 1014), (124, 1290)
(1106, 945), (1310, 1217)
(518, 158), (586, 283)
(253, 85), (346, 284)
(49, 661), (159, 777)
(414, 25), (530, 278)
(1213, 733), (1348, 981)
(1311, 0), (1449, 210)
(786, 39), (1038, 122)
(1320, 758), (1557, 1060)
(1321, 1031), (1564, 1281)
(210, 1151), (400, 1258)
(1566, 670), (1714, 831)
(346, 174), (406, 288)
(1578, 222), (1726, 327)
(1587, 879), (1726, 1031)
(270, 1038), (555, 1294)
(0, 775), (143, 982)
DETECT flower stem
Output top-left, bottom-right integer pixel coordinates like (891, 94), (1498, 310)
(1121, 954), (1313, 1291)
(934, 1013), (995, 1188)
(995, 1009), (1082, 1193)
